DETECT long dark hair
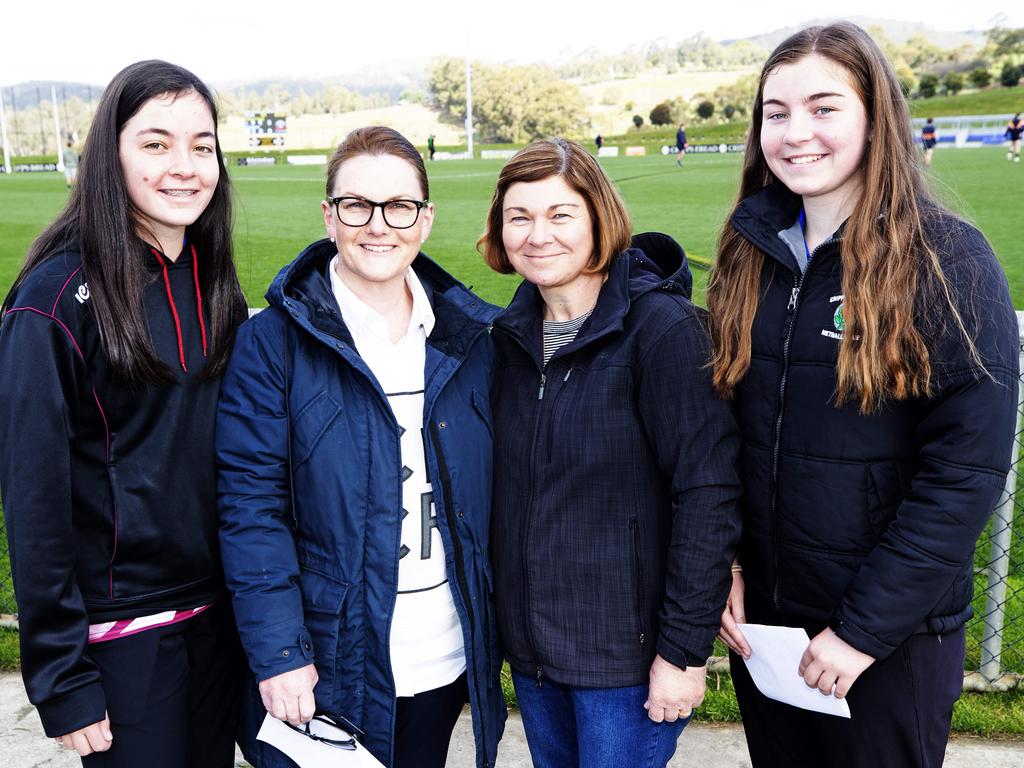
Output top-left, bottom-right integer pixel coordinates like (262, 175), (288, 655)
(4, 59), (246, 385)
(707, 22), (977, 412)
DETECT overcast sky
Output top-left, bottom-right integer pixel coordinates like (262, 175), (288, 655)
(2, 1), (1019, 87)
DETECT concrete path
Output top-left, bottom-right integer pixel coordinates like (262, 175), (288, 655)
(3, 672), (1021, 767)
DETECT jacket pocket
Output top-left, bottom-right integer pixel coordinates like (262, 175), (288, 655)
(292, 391), (342, 469)
(298, 567), (349, 696)
(471, 388), (493, 439)
(866, 460), (912, 535)
(631, 520), (648, 647)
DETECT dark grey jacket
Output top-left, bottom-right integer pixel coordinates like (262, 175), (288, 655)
(490, 234), (743, 687)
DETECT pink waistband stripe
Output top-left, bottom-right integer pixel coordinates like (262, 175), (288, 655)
(87, 603), (212, 644)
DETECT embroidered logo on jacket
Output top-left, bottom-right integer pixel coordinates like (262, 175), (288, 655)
(75, 283), (91, 304)
(821, 295), (845, 340)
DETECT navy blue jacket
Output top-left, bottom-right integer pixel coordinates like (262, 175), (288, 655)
(490, 234), (743, 688)
(0, 242), (235, 736)
(216, 239), (506, 768)
(730, 185), (1019, 660)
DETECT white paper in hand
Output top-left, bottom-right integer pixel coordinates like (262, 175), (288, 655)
(257, 713), (386, 767)
(737, 623), (852, 718)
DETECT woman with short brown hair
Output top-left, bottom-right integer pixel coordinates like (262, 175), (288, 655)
(483, 138), (742, 767)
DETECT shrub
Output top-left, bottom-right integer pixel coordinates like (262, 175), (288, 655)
(969, 67), (992, 89)
(918, 73), (939, 98)
(1001, 63), (1021, 88)
(943, 71), (965, 95)
(649, 102), (673, 126)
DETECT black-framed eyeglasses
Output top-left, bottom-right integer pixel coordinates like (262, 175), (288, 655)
(327, 195), (428, 229)
(284, 710), (365, 751)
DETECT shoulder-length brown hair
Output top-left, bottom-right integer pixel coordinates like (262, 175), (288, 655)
(707, 21), (977, 412)
(478, 138), (631, 275)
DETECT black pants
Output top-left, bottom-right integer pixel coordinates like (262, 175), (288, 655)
(393, 673), (468, 768)
(731, 623), (965, 768)
(82, 602), (244, 768)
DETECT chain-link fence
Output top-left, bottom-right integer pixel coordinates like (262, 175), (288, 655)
(1, 327), (1023, 687)
(963, 314), (1024, 691)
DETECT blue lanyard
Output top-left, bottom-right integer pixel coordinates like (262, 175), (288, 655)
(798, 209), (810, 262)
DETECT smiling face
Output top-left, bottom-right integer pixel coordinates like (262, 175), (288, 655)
(760, 53), (870, 211)
(118, 91), (219, 253)
(322, 153), (433, 298)
(501, 175), (595, 293)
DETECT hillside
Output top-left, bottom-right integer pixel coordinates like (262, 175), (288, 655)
(582, 68), (757, 136)
(738, 15), (988, 50)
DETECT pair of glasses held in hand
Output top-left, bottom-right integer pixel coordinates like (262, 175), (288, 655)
(284, 710), (365, 751)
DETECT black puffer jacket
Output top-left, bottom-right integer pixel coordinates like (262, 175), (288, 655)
(490, 233), (743, 688)
(729, 184), (1019, 659)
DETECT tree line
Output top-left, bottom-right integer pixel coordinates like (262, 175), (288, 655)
(5, 24), (1024, 157)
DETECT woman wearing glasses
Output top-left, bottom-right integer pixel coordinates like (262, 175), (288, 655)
(217, 126), (506, 768)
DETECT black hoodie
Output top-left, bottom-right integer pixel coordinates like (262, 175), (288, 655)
(0, 239), (234, 736)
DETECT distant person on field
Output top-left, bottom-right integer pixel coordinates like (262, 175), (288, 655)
(427, 133), (436, 161)
(595, 133), (604, 153)
(921, 118), (936, 167)
(675, 124), (688, 167)
(62, 140), (78, 188)
(1006, 113), (1023, 162)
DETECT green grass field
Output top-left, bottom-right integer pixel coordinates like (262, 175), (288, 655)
(1, 147), (1023, 732)
(3, 146), (1023, 308)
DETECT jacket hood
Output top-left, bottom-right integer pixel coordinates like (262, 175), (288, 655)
(730, 183), (804, 269)
(495, 231), (692, 359)
(628, 231), (692, 299)
(265, 238), (500, 346)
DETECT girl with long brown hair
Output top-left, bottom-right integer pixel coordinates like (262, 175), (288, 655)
(710, 22), (1018, 766)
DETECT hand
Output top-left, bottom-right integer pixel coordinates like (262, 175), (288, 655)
(718, 569), (751, 659)
(259, 664), (318, 726)
(798, 627), (875, 699)
(644, 654), (706, 723)
(55, 713), (112, 756)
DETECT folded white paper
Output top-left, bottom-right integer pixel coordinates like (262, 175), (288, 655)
(257, 713), (385, 767)
(737, 623), (852, 718)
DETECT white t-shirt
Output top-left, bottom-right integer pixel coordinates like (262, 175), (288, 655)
(329, 258), (466, 696)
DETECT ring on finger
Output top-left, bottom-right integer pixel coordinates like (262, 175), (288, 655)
(678, 708), (693, 718)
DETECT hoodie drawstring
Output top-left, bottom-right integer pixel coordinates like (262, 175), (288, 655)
(150, 244), (209, 372)
(190, 244), (209, 357)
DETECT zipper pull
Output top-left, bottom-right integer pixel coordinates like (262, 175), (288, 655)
(563, 368), (573, 383)
(536, 666), (543, 688)
(787, 284), (798, 311)
(538, 372), (546, 400)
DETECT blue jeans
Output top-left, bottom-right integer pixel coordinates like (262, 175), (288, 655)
(511, 670), (689, 768)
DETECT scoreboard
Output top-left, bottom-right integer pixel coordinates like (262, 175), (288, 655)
(245, 113), (287, 147)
